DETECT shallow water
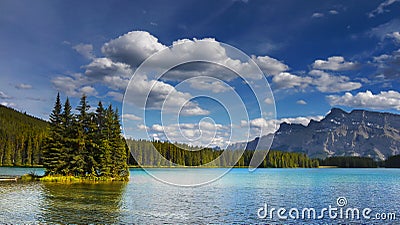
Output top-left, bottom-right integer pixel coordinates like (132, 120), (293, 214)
(0, 167), (399, 224)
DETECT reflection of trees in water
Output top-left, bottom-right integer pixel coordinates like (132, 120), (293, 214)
(38, 182), (127, 224)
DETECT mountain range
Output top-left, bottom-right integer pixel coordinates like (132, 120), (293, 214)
(229, 108), (400, 160)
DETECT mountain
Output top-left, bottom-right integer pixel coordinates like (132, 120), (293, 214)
(230, 108), (400, 160)
(0, 105), (49, 166)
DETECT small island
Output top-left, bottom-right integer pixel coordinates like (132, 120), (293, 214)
(28, 93), (129, 182)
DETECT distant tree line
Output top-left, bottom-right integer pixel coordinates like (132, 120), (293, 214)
(384, 155), (400, 168)
(0, 105), (48, 166)
(127, 139), (319, 168)
(319, 156), (378, 168)
(42, 93), (129, 179)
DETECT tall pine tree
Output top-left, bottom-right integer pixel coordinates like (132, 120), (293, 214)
(43, 93), (64, 175)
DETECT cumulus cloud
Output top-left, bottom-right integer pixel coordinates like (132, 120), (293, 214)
(106, 91), (124, 102)
(15, 83), (32, 89)
(124, 74), (209, 116)
(369, 19), (400, 41)
(84, 57), (132, 78)
(329, 10), (339, 15)
(264, 97), (274, 104)
(0, 101), (16, 107)
(387, 31), (400, 43)
(51, 73), (98, 97)
(147, 121), (229, 147)
(372, 49), (400, 79)
(251, 55), (289, 76)
(122, 113), (141, 121)
(0, 91), (11, 99)
(327, 90), (400, 110)
(296, 99), (307, 105)
(101, 33), (265, 82)
(312, 56), (360, 71)
(243, 115), (324, 136)
(312, 12), (324, 18)
(187, 77), (232, 93)
(272, 72), (313, 89)
(73, 43), (95, 59)
(309, 70), (362, 93)
(80, 86), (97, 96)
(368, 0), (399, 18)
(101, 31), (166, 67)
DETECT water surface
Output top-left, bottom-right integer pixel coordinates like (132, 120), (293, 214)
(0, 167), (399, 224)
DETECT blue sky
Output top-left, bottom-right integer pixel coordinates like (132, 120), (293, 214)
(0, 0), (399, 147)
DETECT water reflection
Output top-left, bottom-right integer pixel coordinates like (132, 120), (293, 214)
(38, 182), (127, 224)
(1, 168), (400, 224)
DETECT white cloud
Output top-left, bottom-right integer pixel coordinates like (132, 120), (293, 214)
(73, 43), (94, 59)
(137, 124), (149, 130)
(312, 56), (359, 71)
(102, 75), (130, 91)
(51, 73), (96, 97)
(372, 49), (400, 79)
(327, 90), (400, 110)
(124, 74), (209, 116)
(264, 97), (274, 104)
(329, 10), (339, 15)
(272, 72), (312, 89)
(0, 91), (11, 99)
(296, 99), (307, 105)
(369, 19), (400, 41)
(101, 32), (264, 82)
(15, 83), (32, 89)
(101, 31), (166, 67)
(106, 91), (124, 102)
(187, 77), (232, 93)
(368, 0), (399, 18)
(309, 70), (362, 93)
(80, 86), (97, 96)
(122, 113), (142, 121)
(244, 115), (324, 136)
(0, 101), (16, 107)
(387, 31), (400, 43)
(278, 116), (324, 127)
(84, 57), (132, 78)
(251, 55), (289, 76)
(147, 121), (229, 147)
(312, 12), (324, 18)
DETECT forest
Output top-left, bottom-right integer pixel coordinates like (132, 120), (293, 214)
(0, 105), (48, 166)
(41, 93), (129, 180)
(127, 139), (320, 168)
(319, 156), (378, 168)
(1, 101), (400, 169)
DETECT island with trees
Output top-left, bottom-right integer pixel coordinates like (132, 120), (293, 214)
(40, 93), (129, 181)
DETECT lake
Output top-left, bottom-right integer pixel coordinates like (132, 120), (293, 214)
(0, 167), (399, 224)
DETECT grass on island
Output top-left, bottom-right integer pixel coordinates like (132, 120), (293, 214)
(20, 173), (129, 183)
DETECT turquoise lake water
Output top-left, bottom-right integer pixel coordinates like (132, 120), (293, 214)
(0, 167), (399, 224)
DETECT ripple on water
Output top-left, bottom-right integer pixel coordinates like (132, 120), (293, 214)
(0, 168), (399, 224)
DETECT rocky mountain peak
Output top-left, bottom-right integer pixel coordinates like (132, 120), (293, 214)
(230, 108), (400, 160)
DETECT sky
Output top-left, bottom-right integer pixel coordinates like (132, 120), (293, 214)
(0, 0), (399, 147)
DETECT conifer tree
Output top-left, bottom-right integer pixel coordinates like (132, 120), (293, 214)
(59, 98), (73, 175)
(43, 93), (63, 175)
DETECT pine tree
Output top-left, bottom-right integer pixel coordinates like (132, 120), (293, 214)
(110, 107), (129, 178)
(43, 93), (64, 175)
(59, 98), (73, 175)
(70, 95), (90, 176)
